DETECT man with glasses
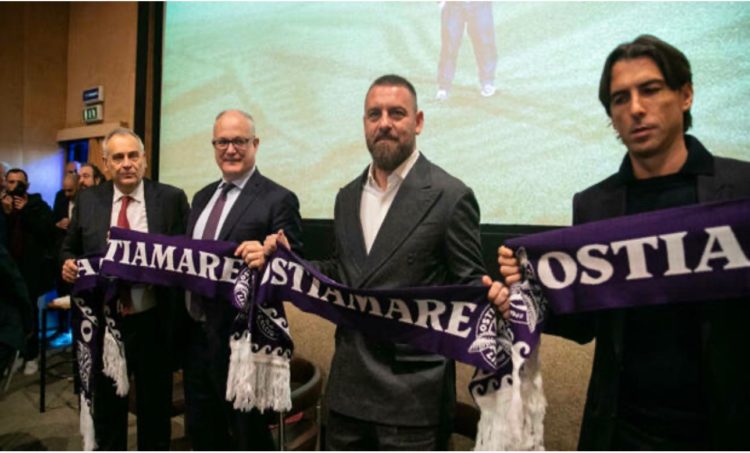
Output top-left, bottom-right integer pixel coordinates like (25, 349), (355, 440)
(182, 109), (302, 450)
(61, 128), (189, 450)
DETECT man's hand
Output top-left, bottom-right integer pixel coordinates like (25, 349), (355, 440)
(1, 195), (12, 215)
(56, 218), (71, 230)
(12, 195), (28, 211)
(483, 275), (510, 320)
(62, 259), (79, 284)
(234, 241), (266, 269)
(498, 245), (521, 285)
(263, 229), (290, 256)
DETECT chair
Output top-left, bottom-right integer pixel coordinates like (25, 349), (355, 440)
(3, 349), (21, 392)
(453, 401), (480, 441)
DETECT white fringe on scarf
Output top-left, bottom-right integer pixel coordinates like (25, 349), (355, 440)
(79, 393), (96, 451)
(474, 340), (546, 451)
(225, 331), (291, 413)
(102, 327), (129, 396)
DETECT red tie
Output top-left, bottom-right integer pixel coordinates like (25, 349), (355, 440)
(117, 195), (133, 314)
(117, 195), (131, 229)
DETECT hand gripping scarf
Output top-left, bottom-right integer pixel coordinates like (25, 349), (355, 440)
(71, 198), (750, 450)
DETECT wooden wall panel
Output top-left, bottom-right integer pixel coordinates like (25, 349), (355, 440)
(66, 2), (137, 131)
(0, 3), (27, 166)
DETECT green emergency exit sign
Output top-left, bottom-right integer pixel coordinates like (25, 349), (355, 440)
(83, 103), (103, 124)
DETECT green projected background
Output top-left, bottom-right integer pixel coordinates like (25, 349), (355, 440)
(160, 2), (750, 225)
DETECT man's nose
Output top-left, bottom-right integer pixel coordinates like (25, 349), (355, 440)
(630, 92), (646, 116)
(378, 113), (392, 130)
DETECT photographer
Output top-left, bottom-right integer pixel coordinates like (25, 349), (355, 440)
(2, 168), (54, 375)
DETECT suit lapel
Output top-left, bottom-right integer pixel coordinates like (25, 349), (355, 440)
(338, 172), (368, 277)
(95, 182), (115, 246)
(218, 171), (262, 241)
(357, 155), (441, 286)
(143, 180), (163, 234)
(697, 159), (732, 203)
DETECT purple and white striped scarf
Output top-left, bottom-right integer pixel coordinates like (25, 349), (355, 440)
(71, 198), (750, 450)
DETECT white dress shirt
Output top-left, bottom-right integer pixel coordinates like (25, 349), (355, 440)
(192, 167), (256, 240)
(112, 180), (154, 313)
(360, 149), (420, 254)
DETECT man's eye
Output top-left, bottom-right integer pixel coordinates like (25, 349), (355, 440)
(611, 95), (627, 106)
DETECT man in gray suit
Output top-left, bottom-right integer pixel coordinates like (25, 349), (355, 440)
(261, 74), (509, 450)
(501, 35), (750, 449)
(61, 128), (189, 450)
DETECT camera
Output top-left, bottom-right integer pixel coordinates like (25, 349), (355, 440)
(7, 181), (27, 197)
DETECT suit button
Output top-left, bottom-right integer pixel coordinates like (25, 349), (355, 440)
(407, 253), (415, 264)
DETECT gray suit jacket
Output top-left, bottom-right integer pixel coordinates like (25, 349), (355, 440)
(556, 136), (750, 449)
(321, 153), (486, 427)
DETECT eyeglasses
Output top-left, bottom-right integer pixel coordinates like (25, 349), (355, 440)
(212, 137), (254, 150)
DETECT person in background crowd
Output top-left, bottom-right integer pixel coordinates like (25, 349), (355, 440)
(1, 168), (55, 376)
(79, 162), (105, 189)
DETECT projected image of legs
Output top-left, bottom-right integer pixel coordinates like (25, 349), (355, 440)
(437, 1), (498, 101)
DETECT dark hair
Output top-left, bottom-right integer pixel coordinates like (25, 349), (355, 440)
(368, 74), (418, 110)
(7, 168), (28, 183)
(599, 34), (693, 131)
(81, 163), (105, 184)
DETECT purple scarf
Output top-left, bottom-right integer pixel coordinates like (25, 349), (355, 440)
(71, 198), (750, 450)
(471, 197), (750, 449)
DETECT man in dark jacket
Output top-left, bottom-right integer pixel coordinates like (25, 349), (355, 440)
(501, 35), (750, 450)
(1, 168), (55, 375)
(62, 128), (189, 450)
(0, 243), (33, 374)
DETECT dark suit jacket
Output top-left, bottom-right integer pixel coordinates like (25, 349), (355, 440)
(0, 243), (33, 351)
(320, 153), (486, 427)
(5, 193), (55, 298)
(186, 169), (303, 352)
(52, 189), (69, 224)
(61, 179), (189, 367)
(555, 136), (750, 450)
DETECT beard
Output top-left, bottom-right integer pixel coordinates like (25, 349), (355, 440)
(367, 134), (415, 172)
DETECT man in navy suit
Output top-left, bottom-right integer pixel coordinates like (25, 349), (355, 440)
(61, 128), (189, 450)
(182, 109), (303, 450)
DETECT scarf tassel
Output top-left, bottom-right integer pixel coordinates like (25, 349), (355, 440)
(79, 394), (97, 451)
(226, 331), (291, 413)
(102, 327), (129, 396)
(474, 342), (546, 451)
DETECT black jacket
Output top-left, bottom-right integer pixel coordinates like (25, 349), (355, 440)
(551, 136), (750, 450)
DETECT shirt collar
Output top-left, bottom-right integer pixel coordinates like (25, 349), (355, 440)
(113, 179), (145, 203)
(365, 149), (420, 191)
(617, 134), (714, 183)
(222, 166), (256, 191)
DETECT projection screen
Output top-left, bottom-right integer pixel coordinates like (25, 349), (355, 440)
(160, 2), (750, 226)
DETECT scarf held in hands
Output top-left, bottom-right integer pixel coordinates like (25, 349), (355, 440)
(72, 198), (750, 450)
